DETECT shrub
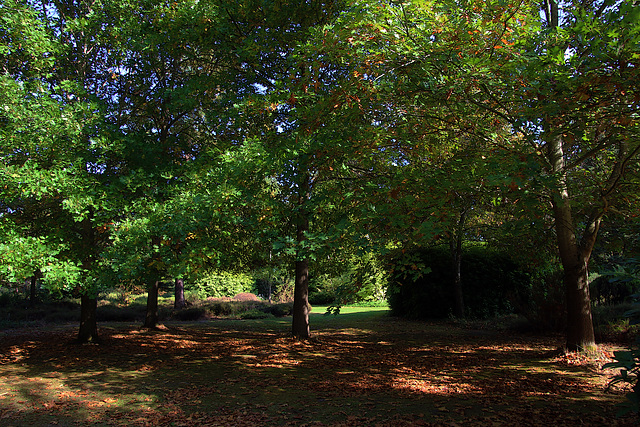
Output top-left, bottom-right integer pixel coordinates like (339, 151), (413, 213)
(513, 267), (566, 332)
(43, 305), (79, 323)
(184, 290), (200, 303)
(308, 291), (336, 305)
(234, 292), (261, 301)
(591, 275), (637, 306)
(349, 252), (389, 302)
(130, 295), (148, 306)
(205, 301), (236, 316)
(255, 277), (294, 302)
(603, 258), (640, 417)
(263, 302), (293, 317)
(0, 288), (20, 307)
(272, 279), (295, 302)
(173, 307), (206, 321)
(605, 293), (640, 417)
(386, 245), (533, 320)
(240, 309), (275, 320)
(188, 300), (293, 318)
(386, 246), (451, 319)
(593, 303), (639, 344)
(97, 305), (143, 322)
(190, 271), (257, 299)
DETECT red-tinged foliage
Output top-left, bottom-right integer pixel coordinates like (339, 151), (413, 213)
(0, 318), (636, 426)
(233, 293), (261, 302)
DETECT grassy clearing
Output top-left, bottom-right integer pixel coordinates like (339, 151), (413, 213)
(0, 307), (636, 426)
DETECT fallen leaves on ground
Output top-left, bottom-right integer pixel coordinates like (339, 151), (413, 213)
(0, 317), (636, 426)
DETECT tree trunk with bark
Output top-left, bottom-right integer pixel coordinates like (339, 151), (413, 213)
(29, 269), (41, 307)
(292, 253), (310, 339)
(450, 244), (465, 318)
(552, 198), (597, 351)
(450, 208), (466, 318)
(144, 280), (161, 329)
(144, 235), (163, 329)
(292, 173), (311, 340)
(78, 294), (99, 343)
(540, 2), (599, 350)
(174, 278), (185, 309)
(547, 132), (597, 351)
(77, 215), (99, 343)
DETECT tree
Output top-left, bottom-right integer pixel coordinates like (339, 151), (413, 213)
(36, 0), (132, 343)
(303, 0), (639, 350)
(516, 0), (640, 350)
(174, 278), (186, 309)
(289, 1), (517, 319)
(90, 0), (262, 328)
(197, 0), (352, 339)
(108, 1), (217, 328)
(0, 0), (108, 342)
(95, 0), (326, 330)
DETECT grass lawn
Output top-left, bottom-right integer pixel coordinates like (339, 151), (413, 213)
(0, 306), (636, 426)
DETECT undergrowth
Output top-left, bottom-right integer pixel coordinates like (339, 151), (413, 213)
(0, 291), (294, 329)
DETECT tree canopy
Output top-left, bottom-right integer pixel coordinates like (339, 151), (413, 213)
(1, 0), (638, 347)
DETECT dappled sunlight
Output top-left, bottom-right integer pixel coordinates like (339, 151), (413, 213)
(246, 352), (301, 369)
(0, 364), (161, 426)
(0, 345), (28, 364)
(0, 320), (635, 426)
(392, 375), (481, 395)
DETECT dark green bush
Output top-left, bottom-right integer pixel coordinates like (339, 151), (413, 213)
(308, 291), (336, 305)
(262, 302), (293, 317)
(591, 275), (637, 306)
(0, 289), (20, 307)
(240, 309), (275, 320)
(386, 245), (533, 320)
(204, 301), (236, 316)
(173, 307), (206, 321)
(43, 306), (80, 323)
(194, 300), (293, 318)
(513, 267), (566, 332)
(97, 305), (143, 322)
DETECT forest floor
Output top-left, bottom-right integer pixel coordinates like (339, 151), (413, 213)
(0, 307), (637, 426)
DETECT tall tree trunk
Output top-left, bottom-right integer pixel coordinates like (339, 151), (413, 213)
(29, 269), (41, 307)
(547, 133), (596, 351)
(543, 0), (559, 27)
(292, 227), (310, 339)
(77, 215), (99, 343)
(145, 235), (163, 329)
(174, 278), (185, 309)
(552, 198), (597, 351)
(78, 294), (99, 343)
(551, 137), (632, 350)
(144, 280), (160, 329)
(268, 251), (273, 303)
(450, 209), (466, 318)
(292, 173), (311, 340)
(540, 1), (602, 351)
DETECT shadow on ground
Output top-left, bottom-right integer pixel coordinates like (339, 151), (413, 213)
(0, 310), (635, 426)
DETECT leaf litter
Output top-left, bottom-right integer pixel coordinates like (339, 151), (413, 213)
(0, 316), (636, 426)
